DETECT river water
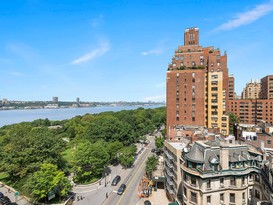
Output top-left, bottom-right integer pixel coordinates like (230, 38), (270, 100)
(0, 105), (165, 127)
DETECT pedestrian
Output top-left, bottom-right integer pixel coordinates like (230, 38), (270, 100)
(77, 196), (80, 201)
(106, 192), (108, 198)
(81, 196), (83, 200)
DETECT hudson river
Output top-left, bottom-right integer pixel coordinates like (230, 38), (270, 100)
(0, 105), (164, 127)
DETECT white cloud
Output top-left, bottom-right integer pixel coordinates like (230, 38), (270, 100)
(91, 14), (104, 28)
(11, 72), (23, 76)
(156, 82), (166, 88)
(144, 95), (165, 102)
(214, 0), (273, 31)
(141, 49), (163, 56)
(71, 41), (110, 65)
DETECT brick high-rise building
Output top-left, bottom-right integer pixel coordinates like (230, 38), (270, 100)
(228, 75), (235, 100)
(241, 79), (260, 99)
(260, 75), (273, 99)
(166, 27), (229, 137)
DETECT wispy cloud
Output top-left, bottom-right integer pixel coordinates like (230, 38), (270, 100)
(10, 72), (23, 76)
(7, 42), (38, 60)
(71, 41), (110, 65)
(144, 95), (165, 102)
(91, 14), (104, 28)
(141, 49), (163, 56)
(156, 82), (166, 88)
(214, 0), (273, 31)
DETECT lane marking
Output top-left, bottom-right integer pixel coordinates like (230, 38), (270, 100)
(116, 148), (151, 205)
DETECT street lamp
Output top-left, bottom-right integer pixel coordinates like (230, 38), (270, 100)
(104, 167), (107, 187)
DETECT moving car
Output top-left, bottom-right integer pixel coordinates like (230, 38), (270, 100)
(144, 200), (152, 205)
(0, 196), (11, 205)
(111, 175), (121, 186)
(117, 184), (126, 195)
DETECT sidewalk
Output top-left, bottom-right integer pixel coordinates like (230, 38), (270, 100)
(137, 188), (170, 205)
(0, 183), (29, 205)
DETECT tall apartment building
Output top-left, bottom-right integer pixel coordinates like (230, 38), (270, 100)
(166, 27), (229, 137)
(181, 139), (264, 205)
(260, 75), (273, 99)
(228, 75), (235, 100)
(241, 79), (261, 99)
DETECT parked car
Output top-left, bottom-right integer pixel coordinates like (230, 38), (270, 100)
(117, 184), (126, 195)
(0, 196), (11, 205)
(0, 193), (4, 198)
(144, 200), (152, 205)
(111, 175), (121, 186)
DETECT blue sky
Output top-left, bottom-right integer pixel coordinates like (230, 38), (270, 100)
(0, 0), (273, 102)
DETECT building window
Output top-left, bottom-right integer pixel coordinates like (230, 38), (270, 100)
(207, 195), (211, 203)
(267, 140), (271, 144)
(242, 177), (245, 185)
(220, 193), (224, 203)
(207, 180), (211, 189)
(212, 75), (218, 79)
(180, 55), (184, 60)
(220, 178), (224, 187)
(255, 190), (260, 199)
(190, 192), (197, 203)
(242, 192), (245, 202)
(191, 177), (197, 186)
(230, 193), (235, 203)
(230, 177), (236, 186)
(192, 117), (195, 121)
(192, 72), (195, 77)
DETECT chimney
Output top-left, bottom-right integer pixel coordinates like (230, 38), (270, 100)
(220, 145), (229, 170)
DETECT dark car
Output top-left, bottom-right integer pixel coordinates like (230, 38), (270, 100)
(144, 200), (152, 205)
(111, 175), (121, 186)
(117, 184), (126, 195)
(0, 193), (4, 198)
(0, 196), (11, 205)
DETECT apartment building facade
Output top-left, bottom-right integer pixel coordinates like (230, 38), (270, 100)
(166, 27), (229, 137)
(241, 79), (261, 100)
(164, 140), (189, 203)
(227, 99), (273, 125)
(181, 139), (265, 205)
(260, 75), (273, 99)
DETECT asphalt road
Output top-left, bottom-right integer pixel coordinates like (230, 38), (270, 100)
(103, 140), (154, 205)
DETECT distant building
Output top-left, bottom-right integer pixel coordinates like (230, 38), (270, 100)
(241, 79), (261, 99)
(166, 27), (229, 136)
(52, 97), (58, 103)
(227, 99), (273, 125)
(1, 98), (8, 105)
(76, 97), (80, 104)
(260, 75), (273, 99)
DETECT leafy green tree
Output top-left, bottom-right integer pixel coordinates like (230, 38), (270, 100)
(0, 125), (65, 180)
(24, 163), (71, 203)
(107, 141), (123, 163)
(145, 156), (158, 179)
(118, 145), (136, 168)
(73, 141), (110, 182)
(155, 136), (164, 151)
(228, 112), (240, 134)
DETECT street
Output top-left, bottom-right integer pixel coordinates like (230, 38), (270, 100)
(73, 135), (156, 205)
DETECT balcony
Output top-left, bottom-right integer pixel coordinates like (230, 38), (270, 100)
(164, 150), (174, 160)
(166, 160), (174, 169)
